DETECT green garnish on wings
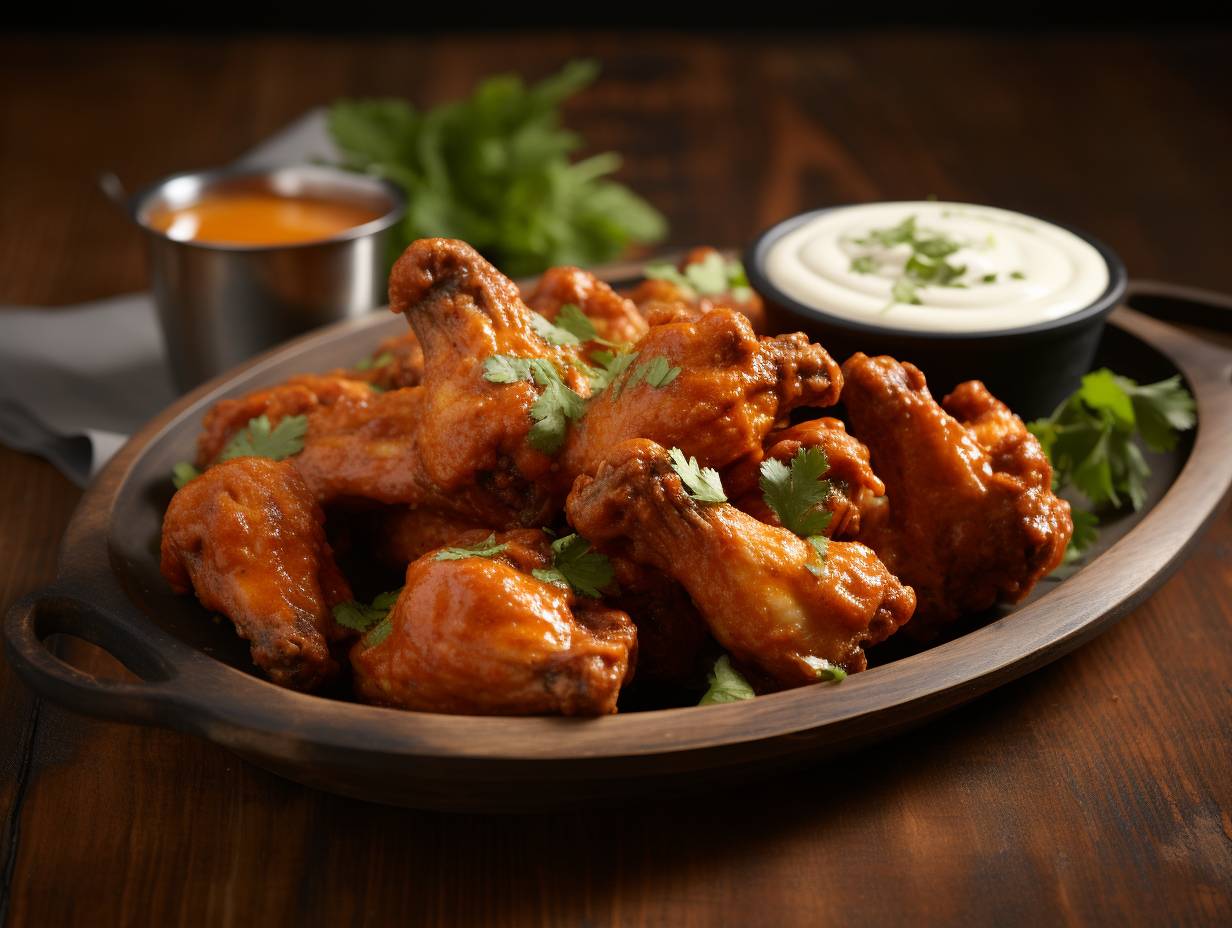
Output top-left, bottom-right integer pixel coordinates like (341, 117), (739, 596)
(531, 533), (615, 598)
(482, 355), (587, 454)
(170, 413), (309, 490)
(698, 654), (755, 705)
(434, 533), (509, 561)
(644, 252), (752, 303)
(668, 447), (727, 504)
(333, 588), (403, 648)
(759, 446), (833, 575)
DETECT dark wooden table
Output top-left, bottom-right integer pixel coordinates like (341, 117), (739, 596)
(2, 31), (1230, 927)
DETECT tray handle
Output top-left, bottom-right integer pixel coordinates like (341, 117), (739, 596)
(1126, 279), (1232, 334)
(4, 592), (183, 726)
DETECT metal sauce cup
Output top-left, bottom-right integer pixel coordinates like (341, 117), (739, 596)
(130, 165), (405, 391)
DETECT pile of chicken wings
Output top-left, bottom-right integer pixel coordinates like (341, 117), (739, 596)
(160, 239), (1073, 715)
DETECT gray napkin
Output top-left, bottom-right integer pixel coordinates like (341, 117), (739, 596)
(0, 109), (339, 486)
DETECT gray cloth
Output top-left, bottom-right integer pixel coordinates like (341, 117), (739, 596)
(0, 109), (339, 486)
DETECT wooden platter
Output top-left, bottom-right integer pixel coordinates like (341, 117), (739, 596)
(5, 276), (1231, 812)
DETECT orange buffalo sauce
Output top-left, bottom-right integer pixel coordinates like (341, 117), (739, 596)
(147, 192), (384, 246)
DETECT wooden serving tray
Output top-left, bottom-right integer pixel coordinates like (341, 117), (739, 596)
(5, 278), (1231, 812)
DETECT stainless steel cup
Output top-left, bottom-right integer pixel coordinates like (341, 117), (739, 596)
(130, 164), (405, 391)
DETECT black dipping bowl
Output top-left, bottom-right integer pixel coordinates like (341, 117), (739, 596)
(745, 207), (1128, 419)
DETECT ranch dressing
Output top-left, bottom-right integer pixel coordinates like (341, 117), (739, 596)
(762, 202), (1111, 334)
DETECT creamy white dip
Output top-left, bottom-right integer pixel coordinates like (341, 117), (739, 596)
(761, 201), (1111, 334)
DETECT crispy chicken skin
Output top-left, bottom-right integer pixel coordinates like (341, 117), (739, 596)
(842, 354), (1072, 639)
(160, 457), (351, 690)
(350, 530), (637, 716)
(627, 247), (767, 331)
(386, 238), (589, 524)
(608, 557), (714, 687)
(563, 307), (842, 483)
(525, 265), (649, 347)
(566, 440), (915, 687)
(729, 418), (886, 540)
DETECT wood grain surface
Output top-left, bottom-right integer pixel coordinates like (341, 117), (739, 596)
(1, 30), (1230, 927)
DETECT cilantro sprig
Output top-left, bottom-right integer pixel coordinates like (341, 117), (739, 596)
(698, 654), (755, 705)
(170, 413), (310, 490)
(333, 588), (402, 647)
(644, 252), (752, 303)
(434, 533), (509, 561)
(531, 303), (603, 348)
(531, 533), (614, 598)
(668, 447), (727, 504)
(482, 355), (586, 454)
(328, 60), (667, 276)
(759, 446), (833, 575)
(1029, 368), (1196, 563)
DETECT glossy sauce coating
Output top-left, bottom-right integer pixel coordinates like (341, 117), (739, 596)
(351, 530), (636, 715)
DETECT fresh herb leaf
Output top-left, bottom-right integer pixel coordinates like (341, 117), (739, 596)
(759, 446), (833, 574)
(851, 255), (877, 274)
(434, 533), (509, 561)
(355, 350), (394, 371)
(644, 253), (751, 302)
(328, 61), (667, 276)
(758, 447), (833, 538)
(1062, 507), (1100, 567)
(802, 655), (847, 683)
(531, 533), (614, 598)
(698, 654), (755, 705)
(1030, 368), (1195, 512)
(220, 414), (309, 462)
(555, 303), (598, 343)
(593, 349), (639, 396)
(636, 355), (681, 389)
(531, 311), (582, 347)
(171, 461), (200, 490)
(333, 588), (403, 633)
(366, 617), (394, 647)
(668, 446), (727, 504)
(482, 355), (587, 453)
(1010, 270), (1026, 280)
(890, 277), (921, 306)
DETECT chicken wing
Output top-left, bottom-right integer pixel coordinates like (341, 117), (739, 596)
(566, 439), (915, 688)
(387, 238), (590, 523)
(842, 353), (1072, 639)
(525, 265), (649, 348)
(344, 330), (425, 392)
(160, 457), (351, 690)
(350, 529), (636, 715)
(563, 307), (842, 483)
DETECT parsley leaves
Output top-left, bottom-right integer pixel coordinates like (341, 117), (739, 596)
(644, 252), (752, 303)
(759, 447), (833, 575)
(434, 534), (509, 561)
(698, 654), (755, 705)
(482, 355), (586, 453)
(1029, 368), (1196, 562)
(668, 447), (727, 504)
(328, 60), (667, 277)
(170, 413), (309, 490)
(531, 533), (614, 597)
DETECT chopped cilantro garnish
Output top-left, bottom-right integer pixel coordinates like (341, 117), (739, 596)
(802, 655), (847, 683)
(219, 414), (309, 463)
(590, 349), (639, 394)
(668, 446), (727, 504)
(434, 533), (509, 561)
(555, 303), (599, 342)
(644, 252), (752, 302)
(698, 654), (755, 705)
(171, 461), (201, 490)
(621, 355), (681, 394)
(482, 355), (587, 453)
(759, 446), (833, 574)
(531, 311), (582, 347)
(531, 533), (614, 598)
(333, 588), (402, 633)
(850, 255), (877, 274)
(354, 350), (394, 371)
